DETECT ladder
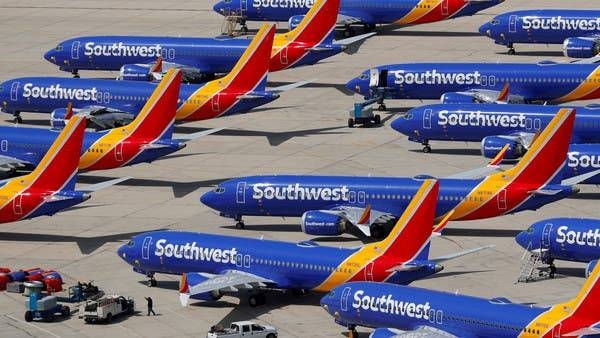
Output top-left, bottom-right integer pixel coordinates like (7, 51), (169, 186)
(516, 244), (543, 283)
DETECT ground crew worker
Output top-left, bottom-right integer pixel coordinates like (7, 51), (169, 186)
(145, 296), (156, 316)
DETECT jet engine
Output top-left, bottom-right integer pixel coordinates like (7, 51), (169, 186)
(50, 108), (72, 129)
(563, 37), (600, 59)
(180, 273), (223, 301)
(288, 15), (305, 31)
(300, 210), (347, 236)
(586, 259), (598, 278)
(481, 136), (525, 159)
(119, 64), (159, 82)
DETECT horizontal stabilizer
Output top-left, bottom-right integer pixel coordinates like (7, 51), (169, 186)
(527, 189), (562, 196)
(563, 327), (600, 336)
(562, 169), (600, 186)
(334, 32), (376, 55)
(267, 79), (314, 93)
(78, 177), (131, 193)
(174, 127), (225, 142)
(385, 263), (425, 273)
(431, 245), (495, 263)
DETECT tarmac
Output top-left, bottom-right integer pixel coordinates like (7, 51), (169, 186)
(0, 0), (599, 337)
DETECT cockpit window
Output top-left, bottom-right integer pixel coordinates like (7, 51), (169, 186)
(491, 19), (500, 25)
(402, 113), (413, 120)
(0, 86), (3, 93)
(224, 0), (232, 3)
(359, 73), (369, 80)
(127, 240), (135, 246)
(527, 227), (534, 234)
(328, 291), (335, 298)
(55, 45), (63, 51)
(213, 187), (225, 194)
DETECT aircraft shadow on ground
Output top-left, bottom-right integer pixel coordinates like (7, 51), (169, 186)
(556, 267), (586, 278)
(408, 148), (483, 156)
(442, 228), (522, 237)
(421, 269), (494, 281)
(174, 126), (348, 147)
(267, 81), (354, 95)
(568, 192), (600, 200)
(77, 175), (229, 198)
(0, 230), (162, 254)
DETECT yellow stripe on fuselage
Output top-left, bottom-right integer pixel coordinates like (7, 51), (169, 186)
(313, 180), (436, 292)
(176, 24), (272, 120)
(555, 65), (600, 103)
(395, 0), (442, 25)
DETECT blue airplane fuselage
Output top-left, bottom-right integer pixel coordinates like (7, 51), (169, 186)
(347, 63), (600, 104)
(479, 10), (600, 54)
(200, 175), (574, 222)
(516, 218), (600, 264)
(321, 281), (550, 337)
(0, 77), (274, 118)
(213, 0), (503, 25)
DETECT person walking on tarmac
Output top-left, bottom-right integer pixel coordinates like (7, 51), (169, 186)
(145, 296), (157, 316)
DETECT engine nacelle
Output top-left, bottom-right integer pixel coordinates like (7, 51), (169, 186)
(288, 15), (305, 31)
(180, 273), (223, 301)
(586, 259), (598, 278)
(481, 136), (525, 160)
(440, 92), (476, 104)
(119, 64), (158, 82)
(563, 37), (600, 59)
(50, 108), (71, 129)
(301, 210), (346, 236)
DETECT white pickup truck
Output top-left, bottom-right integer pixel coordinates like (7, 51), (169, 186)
(207, 321), (277, 338)
(80, 295), (134, 323)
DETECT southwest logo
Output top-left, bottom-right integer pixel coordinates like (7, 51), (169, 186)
(22, 83), (98, 101)
(438, 111), (526, 128)
(352, 290), (432, 319)
(556, 225), (600, 247)
(84, 42), (162, 58)
(252, 183), (350, 201)
(252, 0), (315, 8)
(392, 70), (481, 85)
(522, 17), (600, 31)
(154, 239), (238, 264)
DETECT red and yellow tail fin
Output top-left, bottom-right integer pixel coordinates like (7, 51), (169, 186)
(122, 68), (182, 140)
(25, 115), (87, 192)
(376, 179), (439, 260)
(274, 0), (338, 48)
(491, 108), (575, 186)
(562, 261), (600, 320)
(219, 23), (274, 92)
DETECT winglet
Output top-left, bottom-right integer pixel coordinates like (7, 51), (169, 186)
(497, 83), (510, 102)
(65, 102), (74, 120)
(179, 273), (190, 306)
(432, 210), (454, 235)
(488, 144), (509, 166)
(150, 56), (163, 73)
(357, 204), (372, 225)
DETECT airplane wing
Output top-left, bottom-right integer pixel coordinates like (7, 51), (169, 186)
(180, 270), (275, 306)
(327, 205), (397, 236)
(336, 13), (366, 26)
(563, 327), (600, 336)
(0, 154), (36, 172)
(430, 245), (495, 263)
(444, 144), (509, 179)
(68, 105), (137, 130)
(561, 169), (600, 186)
(333, 33), (376, 55)
(370, 327), (460, 338)
(266, 79), (313, 93)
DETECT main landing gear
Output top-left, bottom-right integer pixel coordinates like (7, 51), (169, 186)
(235, 215), (245, 229)
(72, 70), (80, 78)
(147, 273), (157, 287)
(13, 112), (22, 124)
(248, 293), (266, 307)
(348, 325), (359, 338)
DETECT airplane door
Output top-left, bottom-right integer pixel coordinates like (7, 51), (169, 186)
(497, 189), (507, 210)
(378, 69), (388, 88)
(534, 118), (541, 130)
(369, 68), (380, 87)
(541, 223), (552, 249)
(423, 109), (432, 129)
(509, 15), (517, 33)
(1, 140), (7, 152)
(212, 93), (221, 112)
(114, 143), (123, 162)
(71, 41), (80, 60)
(236, 182), (246, 204)
(340, 286), (351, 311)
(141, 236), (152, 260)
(552, 323), (561, 338)
(12, 195), (22, 215)
(280, 47), (288, 65)
(358, 191), (365, 204)
(364, 262), (374, 281)
(441, 0), (449, 15)
(10, 82), (20, 101)
(241, 0), (247, 13)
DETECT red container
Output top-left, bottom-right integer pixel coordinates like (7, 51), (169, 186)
(43, 277), (63, 293)
(26, 273), (44, 282)
(41, 271), (63, 284)
(0, 268), (10, 274)
(0, 274), (9, 291)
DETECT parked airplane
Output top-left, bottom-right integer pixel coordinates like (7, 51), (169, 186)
(390, 103), (600, 153)
(321, 263), (600, 338)
(43, 0), (372, 80)
(516, 218), (600, 274)
(346, 61), (600, 111)
(0, 69), (220, 175)
(2, 24), (301, 125)
(213, 0), (504, 37)
(118, 179), (489, 306)
(201, 108), (583, 238)
(479, 10), (600, 57)
(0, 115), (127, 224)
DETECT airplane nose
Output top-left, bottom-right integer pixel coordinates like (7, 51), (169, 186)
(478, 23), (491, 37)
(514, 231), (530, 249)
(213, 1), (227, 14)
(391, 116), (410, 135)
(200, 191), (217, 209)
(117, 245), (127, 260)
(44, 50), (57, 64)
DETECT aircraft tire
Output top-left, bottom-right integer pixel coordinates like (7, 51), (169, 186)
(374, 115), (381, 124)
(24, 311), (33, 322)
(348, 118), (355, 128)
